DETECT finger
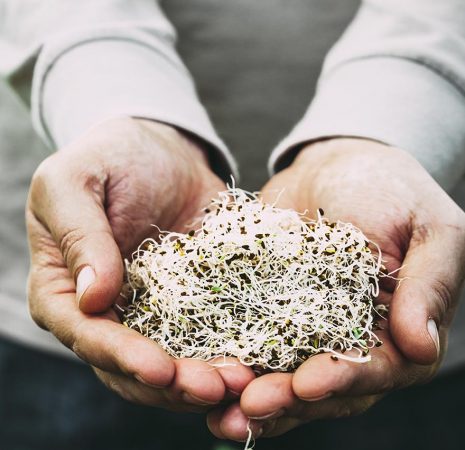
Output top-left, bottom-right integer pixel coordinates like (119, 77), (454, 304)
(94, 368), (213, 413)
(240, 367), (385, 421)
(292, 339), (408, 400)
(28, 267), (175, 387)
(238, 373), (378, 438)
(94, 368), (166, 407)
(239, 372), (356, 422)
(390, 221), (465, 365)
(28, 156), (123, 313)
(208, 403), (264, 442)
(209, 356), (256, 398)
(240, 373), (294, 420)
(239, 373), (379, 437)
(260, 417), (303, 438)
(73, 313), (175, 388)
(172, 359), (225, 406)
(206, 408), (228, 439)
(261, 395), (379, 438)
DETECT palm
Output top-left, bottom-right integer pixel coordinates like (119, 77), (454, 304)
(97, 119), (225, 258)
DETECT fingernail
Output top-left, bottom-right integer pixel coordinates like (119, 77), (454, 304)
(225, 388), (241, 399)
(134, 374), (165, 389)
(427, 319), (440, 357)
(301, 391), (332, 402)
(228, 389), (241, 396)
(76, 266), (95, 305)
(249, 408), (285, 420)
(181, 392), (217, 406)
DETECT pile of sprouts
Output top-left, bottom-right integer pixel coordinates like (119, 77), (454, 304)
(122, 188), (386, 372)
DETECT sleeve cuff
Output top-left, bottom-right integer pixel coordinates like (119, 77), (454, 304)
(269, 57), (465, 191)
(32, 38), (237, 182)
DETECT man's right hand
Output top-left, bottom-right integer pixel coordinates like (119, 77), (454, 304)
(26, 117), (254, 412)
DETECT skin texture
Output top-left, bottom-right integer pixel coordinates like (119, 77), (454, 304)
(27, 129), (465, 441)
(207, 138), (465, 441)
(26, 117), (255, 413)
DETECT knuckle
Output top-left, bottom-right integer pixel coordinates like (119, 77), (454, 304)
(27, 301), (48, 332)
(408, 365), (438, 387)
(30, 154), (65, 198)
(335, 402), (352, 419)
(59, 227), (86, 268)
(70, 319), (89, 360)
(431, 278), (453, 320)
(374, 359), (397, 393)
(107, 376), (125, 397)
(26, 270), (49, 331)
(29, 163), (52, 209)
(31, 154), (57, 182)
(420, 365), (439, 385)
(377, 375), (396, 394)
(348, 397), (377, 417)
(96, 370), (126, 398)
(57, 326), (76, 352)
(331, 396), (378, 420)
(70, 336), (85, 361)
(106, 375), (138, 404)
(31, 151), (104, 197)
(27, 303), (47, 331)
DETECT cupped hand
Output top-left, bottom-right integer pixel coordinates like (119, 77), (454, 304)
(207, 138), (465, 440)
(26, 117), (254, 412)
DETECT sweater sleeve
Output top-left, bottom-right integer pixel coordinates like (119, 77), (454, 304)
(269, 0), (465, 191)
(0, 0), (236, 180)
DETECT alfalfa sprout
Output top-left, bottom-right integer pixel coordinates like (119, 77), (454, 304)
(121, 188), (386, 371)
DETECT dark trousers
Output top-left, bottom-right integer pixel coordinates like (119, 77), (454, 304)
(0, 337), (464, 450)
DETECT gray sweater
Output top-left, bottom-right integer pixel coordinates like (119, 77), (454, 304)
(1, 0), (465, 370)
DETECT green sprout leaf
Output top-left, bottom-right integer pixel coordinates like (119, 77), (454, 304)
(352, 327), (362, 339)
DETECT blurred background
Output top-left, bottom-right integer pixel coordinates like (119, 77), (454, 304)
(1, 1), (465, 449)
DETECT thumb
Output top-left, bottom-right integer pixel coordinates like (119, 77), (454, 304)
(72, 220), (124, 314)
(30, 168), (123, 314)
(390, 224), (465, 365)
